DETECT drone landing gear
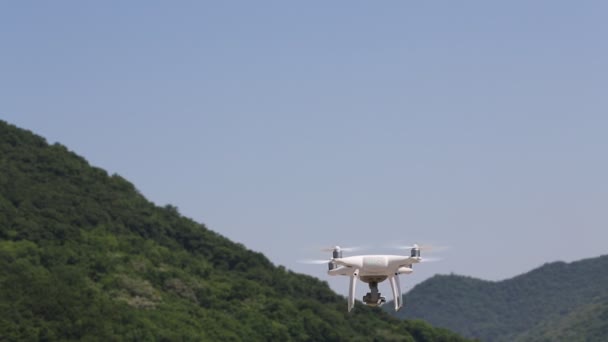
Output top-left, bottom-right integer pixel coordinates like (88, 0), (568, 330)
(362, 281), (386, 307)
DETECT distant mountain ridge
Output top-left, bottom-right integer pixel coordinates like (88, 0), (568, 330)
(0, 120), (470, 341)
(388, 254), (608, 341)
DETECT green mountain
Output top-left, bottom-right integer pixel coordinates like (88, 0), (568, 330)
(389, 255), (608, 341)
(0, 120), (469, 341)
(516, 296), (608, 342)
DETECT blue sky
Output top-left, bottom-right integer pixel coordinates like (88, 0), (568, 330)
(2, 1), (607, 296)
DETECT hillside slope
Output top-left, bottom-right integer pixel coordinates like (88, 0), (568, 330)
(515, 295), (608, 342)
(0, 120), (469, 341)
(389, 255), (608, 341)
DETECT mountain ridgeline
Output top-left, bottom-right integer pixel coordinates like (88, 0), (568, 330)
(389, 255), (608, 341)
(0, 120), (470, 341)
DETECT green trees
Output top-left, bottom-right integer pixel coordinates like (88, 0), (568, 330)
(0, 120), (469, 341)
(389, 257), (608, 341)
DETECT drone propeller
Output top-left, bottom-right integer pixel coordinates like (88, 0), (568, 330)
(392, 244), (449, 253)
(419, 257), (442, 263)
(298, 259), (333, 265)
(320, 245), (364, 253)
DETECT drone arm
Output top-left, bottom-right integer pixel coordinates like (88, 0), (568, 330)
(405, 256), (422, 265)
(348, 269), (359, 312)
(333, 259), (356, 268)
(389, 274), (403, 311)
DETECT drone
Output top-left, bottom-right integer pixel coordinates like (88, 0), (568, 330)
(304, 244), (436, 312)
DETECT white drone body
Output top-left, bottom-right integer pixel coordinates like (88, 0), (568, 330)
(322, 245), (425, 312)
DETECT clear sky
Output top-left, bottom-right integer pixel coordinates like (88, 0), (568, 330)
(2, 1), (607, 296)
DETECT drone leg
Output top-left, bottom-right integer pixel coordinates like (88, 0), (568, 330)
(348, 269), (359, 312)
(394, 274), (403, 310)
(389, 275), (403, 311)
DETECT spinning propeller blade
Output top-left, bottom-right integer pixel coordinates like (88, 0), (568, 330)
(320, 245), (364, 253)
(419, 257), (442, 263)
(298, 259), (332, 265)
(392, 244), (449, 253)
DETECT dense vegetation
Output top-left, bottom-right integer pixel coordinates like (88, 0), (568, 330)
(0, 120), (470, 341)
(388, 255), (608, 341)
(516, 295), (608, 342)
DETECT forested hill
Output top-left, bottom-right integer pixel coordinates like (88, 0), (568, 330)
(515, 297), (608, 342)
(389, 254), (608, 341)
(0, 120), (469, 341)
